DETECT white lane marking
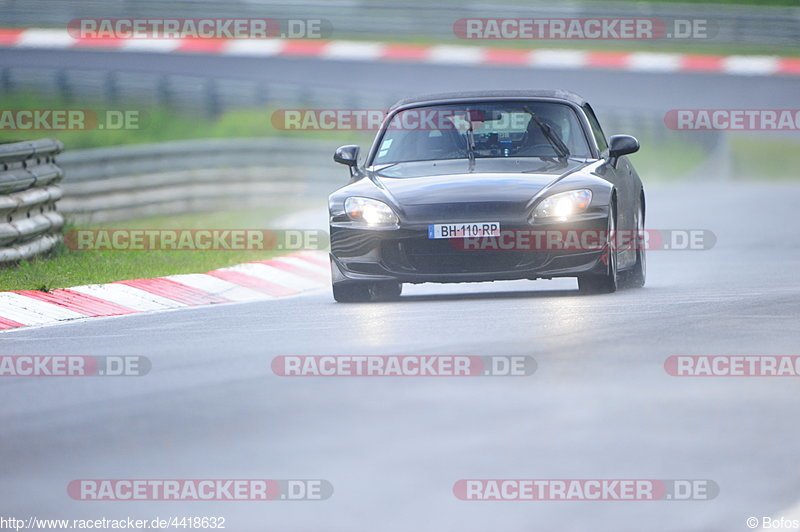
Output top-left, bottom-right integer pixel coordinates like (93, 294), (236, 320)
(323, 40), (385, 61)
(627, 52), (682, 72)
(223, 39), (285, 56)
(723, 55), (779, 76)
(165, 273), (268, 302)
(427, 45), (485, 64)
(16, 29), (75, 49)
(529, 49), (588, 68)
(69, 284), (186, 311)
(225, 263), (311, 291)
(0, 293), (85, 324)
(120, 39), (182, 53)
(270, 256), (330, 279)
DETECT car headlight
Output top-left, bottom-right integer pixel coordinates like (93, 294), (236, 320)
(345, 197), (399, 226)
(532, 189), (592, 220)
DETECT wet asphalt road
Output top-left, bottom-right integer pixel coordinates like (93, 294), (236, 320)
(1, 182), (799, 531)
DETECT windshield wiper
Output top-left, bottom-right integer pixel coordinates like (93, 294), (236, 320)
(523, 106), (570, 160)
(465, 108), (476, 172)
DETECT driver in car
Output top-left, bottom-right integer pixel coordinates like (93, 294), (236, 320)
(515, 111), (566, 157)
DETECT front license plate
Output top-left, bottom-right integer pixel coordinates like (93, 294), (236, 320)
(427, 222), (501, 239)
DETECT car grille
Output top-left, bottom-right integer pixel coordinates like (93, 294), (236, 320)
(382, 238), (529, 274)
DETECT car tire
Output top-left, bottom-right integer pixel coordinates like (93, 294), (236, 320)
(578, 203), (618, 295)
(332, 281), (402, 302)
(620, 202), (646, 289)
(369, 281), (403, 301)
(332, 281), (371, 303)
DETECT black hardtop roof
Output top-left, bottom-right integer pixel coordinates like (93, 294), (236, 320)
(389, 89), (588, 111)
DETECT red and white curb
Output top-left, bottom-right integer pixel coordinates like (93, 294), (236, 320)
(0, 251), (330, 332)
(1, 28), (799, 77)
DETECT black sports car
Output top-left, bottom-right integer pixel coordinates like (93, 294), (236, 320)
(328, 90), (645, 302)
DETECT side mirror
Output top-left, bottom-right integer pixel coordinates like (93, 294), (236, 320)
(608, 135), (640, 158)
(334, 145), (360, 167)
(334, 145), (361, 179)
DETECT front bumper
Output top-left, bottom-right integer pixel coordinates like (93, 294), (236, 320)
(330, 214), (610, 284)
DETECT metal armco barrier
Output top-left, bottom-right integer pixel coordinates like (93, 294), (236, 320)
(0, 69), (401, 119)
(0, 139), (64, 264)
(57, 138), (342, 223)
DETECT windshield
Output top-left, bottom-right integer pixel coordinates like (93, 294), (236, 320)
(372, 101), (592, 165)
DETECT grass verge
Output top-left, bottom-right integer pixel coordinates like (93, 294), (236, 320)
(0, 207), (327, 292)
(0, 95), (374, 150)
(731, 135), (800, 180)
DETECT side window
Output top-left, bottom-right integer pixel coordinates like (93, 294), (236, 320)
(583, 104), (609, 155)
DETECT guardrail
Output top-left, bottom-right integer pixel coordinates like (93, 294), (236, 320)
(1, 0), (798, 50)
(58, 138), (343, 223)
(0, 68), (402, 119)
(0, 139), (65, 263)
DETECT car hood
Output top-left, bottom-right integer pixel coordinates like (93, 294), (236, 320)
(367, 158), (589, 206)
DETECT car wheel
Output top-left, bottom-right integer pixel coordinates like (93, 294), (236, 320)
(578, 203), (618, 295)
(369, 281), (402, 301)
(620, 202), (646, 289)
(332, 281), (402, 302)
(332, 281), (371, 303)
